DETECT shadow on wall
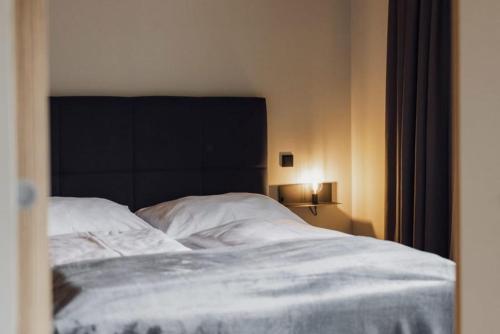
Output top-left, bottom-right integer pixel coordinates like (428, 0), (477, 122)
(351, 219), (376, 237)
(269, 181), (377, 237)
(296, 205), (352, 234)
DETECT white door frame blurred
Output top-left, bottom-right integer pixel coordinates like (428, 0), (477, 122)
(0, 0), (18, 333)
(15, 0), (51, 333)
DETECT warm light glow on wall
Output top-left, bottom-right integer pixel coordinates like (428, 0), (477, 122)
(298, 167), (324, 186)
(311, 182), (321, 194)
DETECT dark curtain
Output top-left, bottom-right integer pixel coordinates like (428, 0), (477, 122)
(385, 0), (451, 258)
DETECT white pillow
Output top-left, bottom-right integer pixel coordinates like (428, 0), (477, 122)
(48, 197), (150, 236)
(181, 218), (349, 249)
(135, 193), (307, 239)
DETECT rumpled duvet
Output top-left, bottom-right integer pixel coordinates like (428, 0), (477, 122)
(53, 236), (455, 334)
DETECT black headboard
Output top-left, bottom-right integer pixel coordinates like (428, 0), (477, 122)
(50, 96), (267, 211)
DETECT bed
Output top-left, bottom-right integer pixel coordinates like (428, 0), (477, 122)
(49, 96), (455, 334)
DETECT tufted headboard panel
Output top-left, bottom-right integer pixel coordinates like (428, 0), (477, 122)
(50, 96), (267, 211)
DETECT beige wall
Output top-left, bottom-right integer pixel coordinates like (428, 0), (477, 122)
(0, 0), (18, 332)
(458, 0), (500, 332)
(350, 0), (388, 239)
(49, 0), (353, 231)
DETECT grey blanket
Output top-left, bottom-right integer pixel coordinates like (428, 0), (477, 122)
(53, 237), (455, 334)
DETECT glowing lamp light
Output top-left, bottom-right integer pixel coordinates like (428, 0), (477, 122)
(310, 182), (322, 204)
(299, 167), (324, 204)
(311, 182), (321, 195)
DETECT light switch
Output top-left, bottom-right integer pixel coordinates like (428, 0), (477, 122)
(280, 152), (294, 167)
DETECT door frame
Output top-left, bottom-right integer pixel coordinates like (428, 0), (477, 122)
(15, 0), (51, 333)
(0, 0), (19, 332)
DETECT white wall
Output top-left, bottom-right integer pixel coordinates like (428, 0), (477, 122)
(350, 0), (388, 238)
(458, 0), (500, 331)
(0, 0), (18, 332)
(49, 0), (353, 232)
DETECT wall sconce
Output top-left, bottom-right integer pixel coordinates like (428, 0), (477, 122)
(276, 182), (340, 216)
(311, 182), (322, 204)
